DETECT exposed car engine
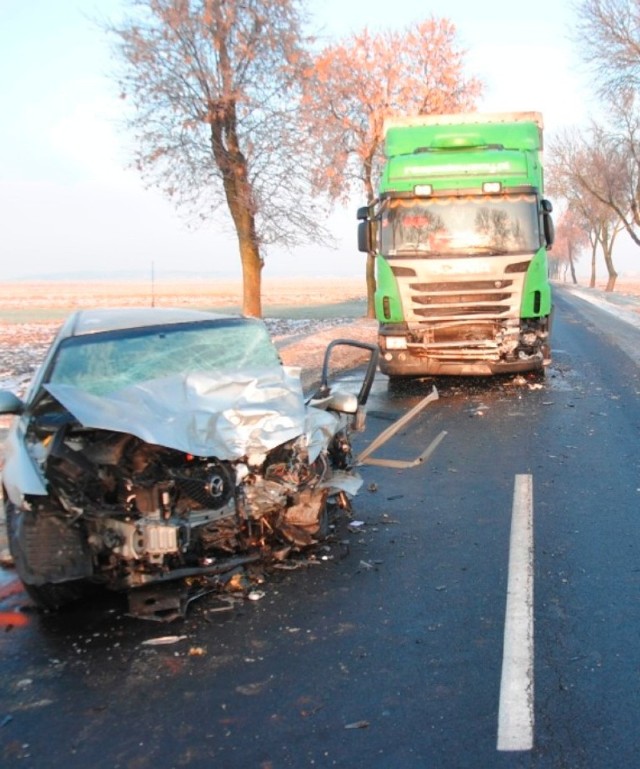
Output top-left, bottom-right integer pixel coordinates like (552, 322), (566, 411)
(24, 415), (351, 591)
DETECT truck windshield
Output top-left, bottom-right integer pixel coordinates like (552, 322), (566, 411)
(380, 194), (541, 256)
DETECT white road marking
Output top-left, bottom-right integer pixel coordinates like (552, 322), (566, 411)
(497, 473), (534, 751)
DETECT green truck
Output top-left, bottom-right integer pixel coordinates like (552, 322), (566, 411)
(358, 111), (555, 378)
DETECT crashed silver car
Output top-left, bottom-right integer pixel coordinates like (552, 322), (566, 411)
(0, 308), (378, 617)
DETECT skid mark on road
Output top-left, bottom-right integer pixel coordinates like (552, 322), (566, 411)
(497, 474), (534, 751)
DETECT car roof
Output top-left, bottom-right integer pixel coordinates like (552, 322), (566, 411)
(57, 308), (247, 339)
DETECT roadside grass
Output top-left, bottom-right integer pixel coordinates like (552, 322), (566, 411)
(264, 299), (367, 319)
(0, 279), (368, 323)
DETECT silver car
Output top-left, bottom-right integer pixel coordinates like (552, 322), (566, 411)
(0, 308), (377, 618)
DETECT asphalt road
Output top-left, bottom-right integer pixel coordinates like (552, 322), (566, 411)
(1, 285), (639, 768)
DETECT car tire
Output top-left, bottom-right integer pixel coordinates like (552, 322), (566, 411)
(4, 496), (92, 611)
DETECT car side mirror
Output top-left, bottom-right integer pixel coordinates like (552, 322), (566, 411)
(0, 390), (25, 415)
(308, 390), (359, 414)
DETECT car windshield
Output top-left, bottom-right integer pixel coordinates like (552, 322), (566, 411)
(380, 194), (541, 256)
(47, 318), (281, 396)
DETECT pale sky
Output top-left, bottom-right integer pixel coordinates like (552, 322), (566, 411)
(2, 0), (633, 282)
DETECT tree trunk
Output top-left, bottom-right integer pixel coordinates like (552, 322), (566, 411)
(239, 236), (263, 318)
(364, 163), (377, 319)
(208, 94), (263, 317)
(366, 253), (376, 318)
(602, 245), (618, 292)
(589, 241), (597, 288)
(568, 245), (578, 284)
(228, 198), (262, 317)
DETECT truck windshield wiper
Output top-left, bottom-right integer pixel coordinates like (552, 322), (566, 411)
(393, 246), (436, 255)
(459, 247), (510, 255)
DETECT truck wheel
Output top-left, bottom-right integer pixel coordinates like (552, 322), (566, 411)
(387, 375), (408, 393)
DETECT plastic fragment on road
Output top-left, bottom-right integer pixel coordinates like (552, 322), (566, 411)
(344, 720), (370, 729)
(141, 635), (188, 646)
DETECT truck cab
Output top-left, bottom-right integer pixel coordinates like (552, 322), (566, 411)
(359, 112), (554, 378)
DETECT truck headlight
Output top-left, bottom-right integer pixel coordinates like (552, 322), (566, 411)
(385, 336), (407, 350)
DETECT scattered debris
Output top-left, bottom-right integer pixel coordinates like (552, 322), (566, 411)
(344, 720), (370, 730)
(235, 678), (272, 696)
(271, 561), (308, 571)
(205, 596), (237, 614)
(141, 635), (188, 646)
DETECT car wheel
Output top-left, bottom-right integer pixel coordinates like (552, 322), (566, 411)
(4, 497), (92, 611)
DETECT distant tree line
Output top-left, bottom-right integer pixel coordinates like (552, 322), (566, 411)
(548, 0), (640, 291)
(107, 0), (481, 316)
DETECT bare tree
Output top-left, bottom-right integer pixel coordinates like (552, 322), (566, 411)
(575, 0), (640, 99)
(571, 196), (624, 288)
(549, 126), (628, 290)
(108, 0), (329, 317)
(300, 18), (483, 316)
(572, 0), (640, 284)
(589, 101), (640, 248)
(549, 208), (590, 283)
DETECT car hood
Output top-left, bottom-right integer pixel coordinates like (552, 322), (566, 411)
(44, 366), (340, 462)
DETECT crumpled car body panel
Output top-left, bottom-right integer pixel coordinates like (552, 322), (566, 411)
(44, 366), (336, 462)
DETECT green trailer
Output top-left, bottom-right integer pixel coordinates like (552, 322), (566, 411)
(358, 111), (555, 378)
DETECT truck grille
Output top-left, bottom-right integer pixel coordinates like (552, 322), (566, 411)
(391, 255), (529, 325)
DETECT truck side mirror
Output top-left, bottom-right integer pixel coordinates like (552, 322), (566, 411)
(357, 205), (373, 252)
(541, 199), (554, 246)
(358, 221), (371, 253)
(543, 213), (555, 248)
